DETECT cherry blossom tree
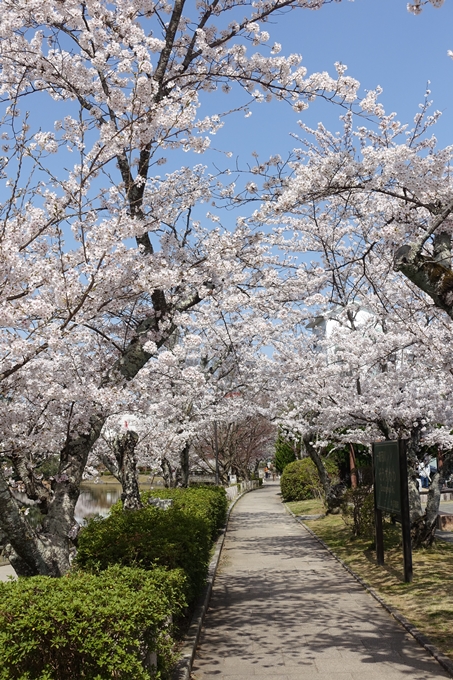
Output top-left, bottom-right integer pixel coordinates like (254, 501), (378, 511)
(408, 0), (445, 15)
(244, 94), (453, 539)
(90, 310), (273, 494)
(0, 0), (441, 576)
(193, 414), (276, 483)
(0, 0), (362, 575)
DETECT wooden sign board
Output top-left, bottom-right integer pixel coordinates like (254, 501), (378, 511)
(372, 440), (412, 583)
(374, 441), (402, 516)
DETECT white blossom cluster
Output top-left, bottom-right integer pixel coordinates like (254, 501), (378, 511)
(0, 0), (450, 575)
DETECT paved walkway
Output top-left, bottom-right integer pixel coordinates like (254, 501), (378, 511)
(0, 563), (16, 581)
(191, 482), (451, 680)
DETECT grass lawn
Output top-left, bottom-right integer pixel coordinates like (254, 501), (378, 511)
(286, 498), (453, 660)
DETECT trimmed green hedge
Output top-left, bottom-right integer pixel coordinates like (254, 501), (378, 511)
(0, 487), (229, 679)
(280, 458), (339, 502)
(280, 458), (321, 501)
(76, 504), (211, 602)
(141, 486), (228, 541)
(76, 486), (227, 601)
(77, 487), (227, 601)
(0, 565), (186, 680)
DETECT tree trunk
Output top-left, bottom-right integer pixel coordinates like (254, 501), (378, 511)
(254, 459), (260, 478)
(160, 444), (191, 489)
(1, 416), (105, 577)
(161, 458), (173, 488)
(179, 443), (190, 488)
(411, 471), (441, 548)
(349, 443), (358, 489)
(303, 436), (342, 513)
(161, 457), (182, 488)
(394, 242), (453, 321)
(404, 427), (441, 549)
(407, 473), (424, 525)
(0, 468), (57, 576)
(112, 431), (142, 510)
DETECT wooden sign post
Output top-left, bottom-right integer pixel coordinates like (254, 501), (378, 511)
(372, 440), (412, 583)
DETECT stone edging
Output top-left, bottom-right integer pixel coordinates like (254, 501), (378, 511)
(171, 485), (261, 680)
(285, 504), (453, 679)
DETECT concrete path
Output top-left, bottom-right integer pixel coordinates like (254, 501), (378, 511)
(0, 563), (16, 581)
(191, 482), (451, 680)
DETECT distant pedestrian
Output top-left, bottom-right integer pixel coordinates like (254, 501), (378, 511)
(418, 460), (430, 489)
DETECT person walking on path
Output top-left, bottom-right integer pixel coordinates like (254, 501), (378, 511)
(191, 482), (450, 680)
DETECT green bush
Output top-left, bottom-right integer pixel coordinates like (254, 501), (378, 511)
(341, 485), (375, 538)
(35, 455), (60, 479)
(0, 565), (186, 680)
(280, 458), (339, 502)
(280, 458), (322, 502)
(76, 503), (211, 602)
(140, 486), (228, 541)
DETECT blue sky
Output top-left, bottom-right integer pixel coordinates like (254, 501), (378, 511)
(12, 0), (453, 228)
(26, 1), (453, 159)
(200, 0), (453, 167)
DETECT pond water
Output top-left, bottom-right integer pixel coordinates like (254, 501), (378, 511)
(0, 478), (166, 570)
(75, 477), (164, 524)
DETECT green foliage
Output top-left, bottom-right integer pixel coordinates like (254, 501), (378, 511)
(77, 499), (214, 601)
(140, 486), (228, 541)
(280, 457), (339, 502)
(274, 434), (297, 474)
(1, 488), (227, 679)
(0, 565), (186, 680)
(35, 455), (60, 479)
(341, 485), (375, 538)
(280, 458), (322, 502)
(321, 436), (371, 483)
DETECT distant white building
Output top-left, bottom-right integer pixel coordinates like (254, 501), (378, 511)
(306, 306), (378, 362)
(307, 304), (413, 373)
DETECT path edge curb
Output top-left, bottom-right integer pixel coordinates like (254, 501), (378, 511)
(285, 504), (453, 680)
(171, 485), (262, 680)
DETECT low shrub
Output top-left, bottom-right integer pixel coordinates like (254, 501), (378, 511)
(140, 486), (228, 541)
(76, 503), (211, 601)
(280, 459), (321, 502)
(0, 565), (186, 680)
(340, 485), (375, 538)
(280, 458), (339, 502)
